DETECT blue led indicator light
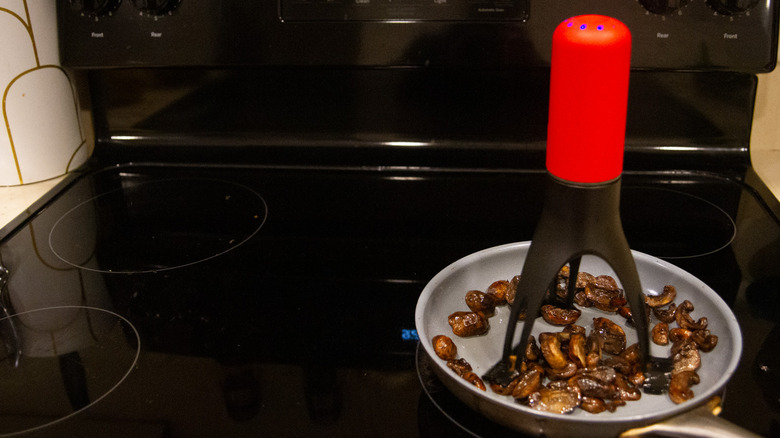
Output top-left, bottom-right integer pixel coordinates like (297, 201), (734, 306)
(597, 25), (604, 31)
(567, 22), (573, 27)
(580, 24), (587, 30)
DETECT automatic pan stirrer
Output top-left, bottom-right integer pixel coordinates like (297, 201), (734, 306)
(483, 15), (657, 389)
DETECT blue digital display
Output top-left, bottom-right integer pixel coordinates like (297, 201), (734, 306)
(401, 329), (419, 341)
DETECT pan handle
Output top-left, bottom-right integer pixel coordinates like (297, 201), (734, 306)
(620, 397), (761, 438)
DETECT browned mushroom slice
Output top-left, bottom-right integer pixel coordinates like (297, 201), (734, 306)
(619, 304), (651, 328)
(618, 351), (643, 378)
(628, 370), (646, 387)
(615, 374), (642, 401)
(576, 271), (596, 289)
(568, 332), (587, 368)
(554, 266), (570, 298)
(527, 384), (582, 414)
(610, 295), (629, 312)
(585, 331), (603, 368)
(465, 290), (496, 317)
(486, 280), (511, 306)
(574, 291), (590, 307)
(539, 332), (569, 370)
(512, 368), (543, 399)
(432, 335), (457, 360)
(619, 343), (642, 366)
(580, 397), (608, 414)
(652, 302), (678, 324)
(601, 356), (632, 375)
(672, 339), (701, 375)
(576, 365), (618, 383)
(462, 371), (486, 391)
(490, 378), (519, 395)
(526, 361), (545, 375)
(645, 285), (677, 308)
(579, 275), (626, 312)
(447, 311), (489, 337)
(617, 306), (633, 320)
(669, 327), (693, 343)
(690, 329), (718, 352)
(546, 361), (578, 380)
(670, 337), (693, 356)
(675, 300), (708, 331)
(541, 304), (582, 325)
(652, 322), (670, 346)
(525, 335), (542, 362)
(592, 274), (619, 291)
(580, 286), (624, 312)
(446, 358), (472, 376)
(505, 275), (521, 306)
(571, 377), (618, 400)
(563, 324), (586, 335)
(669, 371), (700, 404)
(569, 367), (619, 399)
(547, 267), (578, 304)
(592, 317), (626, 355)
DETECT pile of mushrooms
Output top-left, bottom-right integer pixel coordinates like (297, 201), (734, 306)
(433, 267), (719, 414)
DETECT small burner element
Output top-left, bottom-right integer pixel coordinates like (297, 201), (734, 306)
(48, 178), (268, 274)
(621, 187), (736, 259)
(0, 306), (140, 437)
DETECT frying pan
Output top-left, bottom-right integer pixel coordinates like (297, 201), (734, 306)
(415, 241), (757, 437)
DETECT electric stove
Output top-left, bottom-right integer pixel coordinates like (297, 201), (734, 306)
(0, 1), (778, 436)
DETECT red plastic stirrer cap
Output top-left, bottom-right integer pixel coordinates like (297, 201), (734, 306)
(546, 15), (632, 183)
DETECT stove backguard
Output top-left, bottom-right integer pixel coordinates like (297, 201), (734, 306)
(58, 0), (779, 71)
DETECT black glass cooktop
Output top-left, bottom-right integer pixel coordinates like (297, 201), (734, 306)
(0, 163), (778, 437)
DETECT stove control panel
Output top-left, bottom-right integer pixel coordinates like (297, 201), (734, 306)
(67, 0), (180, 17)
(280, 0), (529, 22)
(67, 0), (122, 17)
(705, 0), (760, 15)
(638, 0), (692, 15)
(57, 0), (779, 72)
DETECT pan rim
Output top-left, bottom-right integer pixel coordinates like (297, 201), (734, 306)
(415, 241), (743, 426)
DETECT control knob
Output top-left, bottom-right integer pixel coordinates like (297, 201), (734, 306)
(706, 0), (760, 15)
(639, 0), (691, 15)
(131, 0), (181, 15)
(68, 0), (121, 17)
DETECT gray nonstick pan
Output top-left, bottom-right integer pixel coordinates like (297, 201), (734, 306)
(415, 241), (756, 437)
